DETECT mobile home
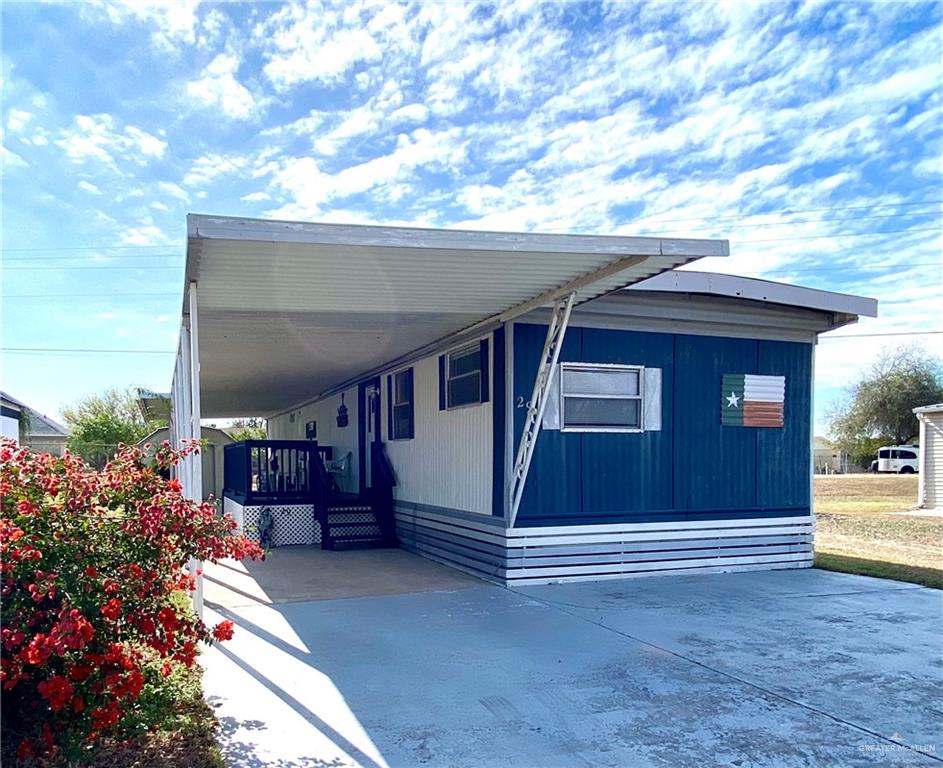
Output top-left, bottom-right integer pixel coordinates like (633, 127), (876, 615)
(169, 215), (877, 586)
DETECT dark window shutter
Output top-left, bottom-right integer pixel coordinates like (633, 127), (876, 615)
(405, 367), (415, 438)
(438, 355), (446, 409)
(386, 375), (393, 439)
(480, 338), (490, 403)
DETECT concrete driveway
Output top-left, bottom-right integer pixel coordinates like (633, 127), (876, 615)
(202, 553), (942, 767)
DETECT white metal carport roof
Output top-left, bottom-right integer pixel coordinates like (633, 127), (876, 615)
(180, 214), (729, 417)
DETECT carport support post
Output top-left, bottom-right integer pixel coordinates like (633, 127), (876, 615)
(188, 282), (204, 619)
(508, 292), (576, 527)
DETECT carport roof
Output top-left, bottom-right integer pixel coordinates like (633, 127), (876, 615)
(182, 214), (729, 417)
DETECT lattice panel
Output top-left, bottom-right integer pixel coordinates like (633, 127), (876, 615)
(327, 513), (375, 525)
(243, 505), (321, 547)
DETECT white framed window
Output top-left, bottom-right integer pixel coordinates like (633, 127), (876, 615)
(559, 363), (644, 432)
(446, 344), (483, 408)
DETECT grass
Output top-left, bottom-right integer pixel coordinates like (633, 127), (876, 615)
(813, 474), (942, 589)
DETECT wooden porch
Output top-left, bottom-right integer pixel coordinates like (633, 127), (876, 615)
(222, 439), (398, 551)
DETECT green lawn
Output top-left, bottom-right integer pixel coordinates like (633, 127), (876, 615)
(814, 474), (942, 589)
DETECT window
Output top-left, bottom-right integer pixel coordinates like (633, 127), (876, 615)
(389, 368), (414, 439)
(900, 450), (917, 460)
(447, 344), (483, 408)
(879, 449), (891, 459)
(560, 363), (643, 431)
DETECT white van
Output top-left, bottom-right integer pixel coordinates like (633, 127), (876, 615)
(870, 445), (919, 474)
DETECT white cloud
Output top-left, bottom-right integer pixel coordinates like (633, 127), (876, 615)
(156, 180), (190, 203)
(257, 2), (383, 90)
(185, 53), (257, 120)
(182, 153), (248, 187)
(6, 109), (33, 132)
(88, 0), (200, 51)
(241, 191), (270, 203)
(267, 128), (466, 218)
(77, 180), (102, 195)
(1, 144), (28, 169)
(54, 114), (166, 170)
(120, 224), (172, 246)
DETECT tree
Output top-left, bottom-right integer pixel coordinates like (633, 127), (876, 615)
(227, 417), (266, 441)
(828, 345), (943, 464)
(62, 388), (156, 467)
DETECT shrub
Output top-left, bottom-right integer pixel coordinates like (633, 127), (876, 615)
(0, 438), (263, 763)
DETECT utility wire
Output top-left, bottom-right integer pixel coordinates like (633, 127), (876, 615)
(2, 200), (942, 254)
(818, 331), (943, 340)
(4, 330), (942, 355)
(3, 227), (941, 271)
(2, 209), (938, 257)
(1, 347), (174, 354)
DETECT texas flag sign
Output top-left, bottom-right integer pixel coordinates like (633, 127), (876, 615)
(721, 374), (785, 427)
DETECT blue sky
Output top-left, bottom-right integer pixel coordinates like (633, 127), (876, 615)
(1, 0), (941, 434)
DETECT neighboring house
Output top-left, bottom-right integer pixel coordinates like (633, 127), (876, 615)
(168, 216), (877, 585)
(137, 426), (233, 502)
(813, 436), (848, 474)
(0, 392), (70, 455)
(1, 392), (23, 444)
(913, 404), (943, 510)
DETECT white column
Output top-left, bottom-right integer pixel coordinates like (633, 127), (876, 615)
(187, 282), (204, 618)
(916, 414), (927, 508)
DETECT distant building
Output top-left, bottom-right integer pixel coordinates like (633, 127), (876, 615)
(913, 404), (943, 510)
(0, 392), (70, 455)
(1, 393), (23, 444)
(813, 436), (848, 474)
(137, 426), (234, 503)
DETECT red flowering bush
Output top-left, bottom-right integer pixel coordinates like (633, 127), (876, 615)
(0, 438), (263, 763)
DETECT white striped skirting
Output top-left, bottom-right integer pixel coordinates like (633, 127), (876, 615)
(394, 503), (813, 586)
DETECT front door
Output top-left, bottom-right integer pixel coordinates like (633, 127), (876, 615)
(360, 378), (382, 490)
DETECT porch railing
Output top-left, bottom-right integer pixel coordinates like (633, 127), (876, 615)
(223, 440), (322, 505)
(369, 441), (398, 547)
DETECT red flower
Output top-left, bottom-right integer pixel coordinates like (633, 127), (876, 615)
(84, 565), (98, 578)
(212, 620), (235, 642)
(37, 674), (74, 711)
(101, 598), (122, 621)
(23, 633), (52, 665)
(157, 606), (179, 631)
(16, 738), (34, 760)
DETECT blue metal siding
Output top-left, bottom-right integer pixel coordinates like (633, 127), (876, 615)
(673, 334), (758, 512)
(513, 323), (812, 526)
(757, 340), (812, 509)
(580, 328), (675, 514)
(514, 323), (583, 521)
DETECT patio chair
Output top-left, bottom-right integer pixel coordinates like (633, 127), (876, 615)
(326, 451), (352, 493)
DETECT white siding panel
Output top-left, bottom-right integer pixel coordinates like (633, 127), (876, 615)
(384, 341), (493, 515)
(924, 413), (943, 508)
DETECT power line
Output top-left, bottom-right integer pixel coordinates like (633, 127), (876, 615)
(1, 292), (180, 298)
(632, 199), (943, 226)
(2, 253), (182, 262)
(1, 347), (174, 354)
(1, 244), (178, 253)
(2, 264), (183, 271)
(2, 200), (941, 254)
(733, 226), (942, 244)
(819, 331), (943, 340)
(2, 227), (940, 271)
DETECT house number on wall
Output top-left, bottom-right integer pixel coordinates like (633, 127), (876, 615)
(516, 396), (534, 409)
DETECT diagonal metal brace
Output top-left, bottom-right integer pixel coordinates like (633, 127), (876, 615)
(509, 292), (576, 526)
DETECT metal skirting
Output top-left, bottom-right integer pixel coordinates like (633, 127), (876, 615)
(395, 503), (813, 585)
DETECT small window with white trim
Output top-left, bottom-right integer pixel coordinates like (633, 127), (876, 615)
(390, 368), (414, 440)
(447, 344), (483, 408)
(560, 363), (643, 431)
